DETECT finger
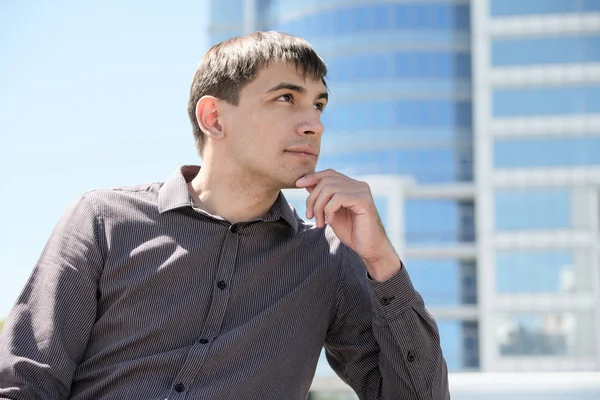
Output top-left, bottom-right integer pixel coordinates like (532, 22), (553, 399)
(296, 168), (340, 188)
(304, 178), (329, 220)
(325, 191), (371, 219)
(311, 186), (337, 228)
(323, 193), (344, 226)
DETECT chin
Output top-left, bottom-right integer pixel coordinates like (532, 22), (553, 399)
(276, 167), (315, 190)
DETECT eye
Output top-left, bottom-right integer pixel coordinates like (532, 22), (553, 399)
(314, 102), (326, 112)
(276, 93), (293, 102)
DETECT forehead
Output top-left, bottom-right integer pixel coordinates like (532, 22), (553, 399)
(246, 62), (327, 93)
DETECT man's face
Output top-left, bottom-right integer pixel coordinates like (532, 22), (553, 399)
(218, 62), (328, 189)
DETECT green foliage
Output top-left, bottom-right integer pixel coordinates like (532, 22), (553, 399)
(0, 319), (4, 332)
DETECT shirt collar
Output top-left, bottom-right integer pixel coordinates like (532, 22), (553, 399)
(158, 165), (299, 233)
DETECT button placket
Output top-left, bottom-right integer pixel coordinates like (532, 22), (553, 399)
(169, 222), (241, 391)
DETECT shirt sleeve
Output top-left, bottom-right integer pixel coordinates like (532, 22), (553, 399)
(324, 245), (450, 400)
(0, 194), (104, 400)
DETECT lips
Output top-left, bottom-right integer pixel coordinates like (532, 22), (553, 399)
(285, 146), (319, 157)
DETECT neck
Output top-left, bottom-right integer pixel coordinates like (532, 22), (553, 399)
(188, 161), (280, 224)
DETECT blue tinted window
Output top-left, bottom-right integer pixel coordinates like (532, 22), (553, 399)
(497, 313), (593, 357)
(496, 250), (573, 294)
(494, 135), (600, 168)
(322, 100), (472, 130)
(438, 321), (461, 371)
(436, 320), (479, 371)
(326, 51), (470, 82)
(319, 147), (463, 183)
(491, 0), (600, 16)
(274, 3), (470, 39)
(495, 188), (571, 230)
(492, 35), (600, 66)
(493, 86), (600, 117)
(405, 200), (475, 244)
(406, 259), (476, 306)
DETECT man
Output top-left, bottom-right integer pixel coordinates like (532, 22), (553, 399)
(0, 32), (449, 399)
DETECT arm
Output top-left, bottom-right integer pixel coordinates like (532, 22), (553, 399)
(0, 195), (104, 399)
(296, 170), (449, 399)
(325, 245), (449, 399)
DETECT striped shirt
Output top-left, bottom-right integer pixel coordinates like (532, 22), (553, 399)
(0, 165), (449, 400)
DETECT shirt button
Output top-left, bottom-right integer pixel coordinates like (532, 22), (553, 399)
(198, 338), (209, 344)
(174, 383), (185, 392)
(381, 296), (395, 306)
(230, 224), (239, 233)
(217, 280), (227, 290)
(407, 351), (416, 363)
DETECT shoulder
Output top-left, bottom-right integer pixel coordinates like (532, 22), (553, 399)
(79, 182), (164, 218)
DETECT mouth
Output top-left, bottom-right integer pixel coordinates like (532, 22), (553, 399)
(284, 149), (318, 161)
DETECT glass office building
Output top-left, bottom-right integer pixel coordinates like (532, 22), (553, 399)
(207, 0), (600, 384)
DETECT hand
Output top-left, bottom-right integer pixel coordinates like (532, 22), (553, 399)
(295, 169), (401, 281)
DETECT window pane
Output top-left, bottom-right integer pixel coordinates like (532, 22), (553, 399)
(496, 249), (593, 294)
(407, 259), (477, 306)
(493, 86), (600, 117)
(494, 135), (600, 168)
(273, 3), (470, 39)
(437, 320), (479, 371)
(490, 0), (600, 16)
(327, 51), (471, 82)
(497, 312), (595, 357)
(492, 35), (600, 66)
(322, 100), (472, 130)
(405, 200), (475, 244)
(494, 188), (571, 230)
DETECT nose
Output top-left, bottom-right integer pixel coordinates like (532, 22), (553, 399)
(297, 111), (324, 137)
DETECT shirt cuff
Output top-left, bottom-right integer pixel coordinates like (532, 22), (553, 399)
(367, 262), (418, 320)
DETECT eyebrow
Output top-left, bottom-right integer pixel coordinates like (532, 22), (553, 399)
(267, 82), (329, 102)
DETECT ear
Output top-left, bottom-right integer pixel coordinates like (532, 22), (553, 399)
(196, 96), (224, 140)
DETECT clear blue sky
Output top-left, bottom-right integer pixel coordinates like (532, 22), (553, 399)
(0, 0), (209, 318)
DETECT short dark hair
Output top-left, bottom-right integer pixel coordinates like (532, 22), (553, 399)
(187, 31), (328, 153)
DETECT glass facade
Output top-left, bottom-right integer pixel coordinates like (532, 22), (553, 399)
(493, 86), (600, 117)
(496, 250), (572, 294)
(496, 248), (594, 295)
(494, 188), (572, 230)
(490, 0), (600, 16)
(497, 312), (596, 357)
(438, 320), (480, 371)
(489, 0), (599, 374)
(492, 35), (600, 66)
(494, 135), (600, 168)
(207, 0), (600, 386)
(270, 3), (471, 35)
(405, 199), (475, 244)
(407, 259), (477, 306)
